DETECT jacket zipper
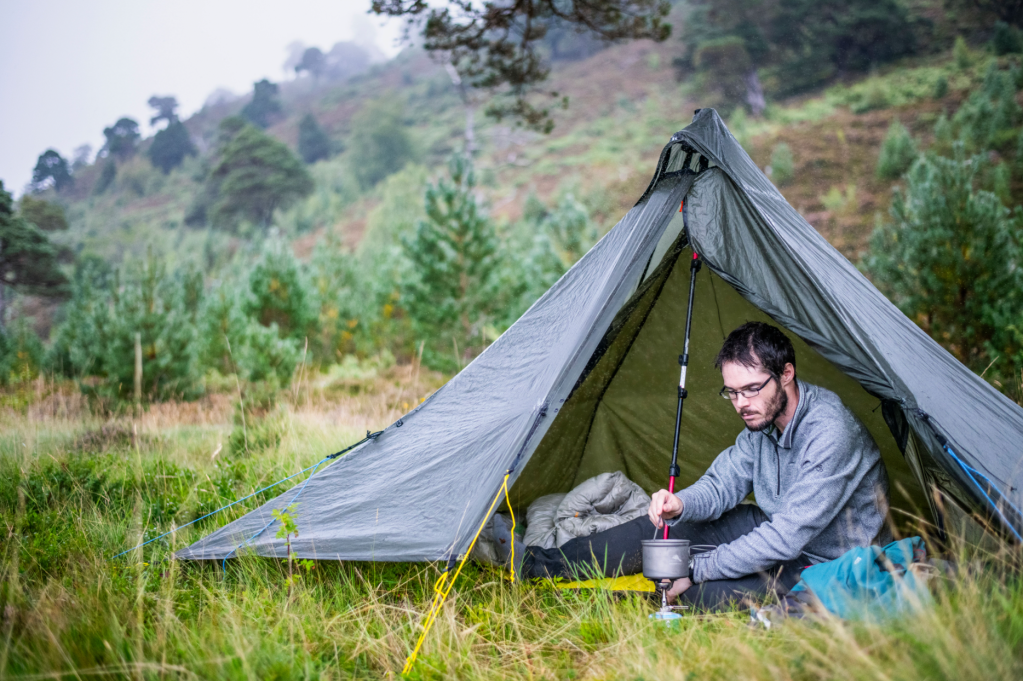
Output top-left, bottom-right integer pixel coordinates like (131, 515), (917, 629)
(776, 447), (781, 495)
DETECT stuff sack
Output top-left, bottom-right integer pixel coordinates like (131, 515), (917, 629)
(790, 536), (933, 619)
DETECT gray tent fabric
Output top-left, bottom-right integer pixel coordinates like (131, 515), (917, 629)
(178, 109), (1023, 563)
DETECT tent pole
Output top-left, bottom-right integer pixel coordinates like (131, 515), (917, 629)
(665, 251), (701, 539)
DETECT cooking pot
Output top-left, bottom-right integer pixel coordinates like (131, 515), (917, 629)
(641, 539), (690, 582)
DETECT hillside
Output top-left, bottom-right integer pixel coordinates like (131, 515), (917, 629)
(6, 1), (1023, 400)
(42, 32), (1016, 266)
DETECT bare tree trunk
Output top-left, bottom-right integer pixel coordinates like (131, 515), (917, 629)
(745, 69), (766, 117)
(134, 332), (143, 414)
(445, 62), (476, 156)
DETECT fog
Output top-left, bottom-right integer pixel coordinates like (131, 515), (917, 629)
(0, 0), (404, 195)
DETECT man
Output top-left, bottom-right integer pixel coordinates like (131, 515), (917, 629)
(494, 321), (891, 609)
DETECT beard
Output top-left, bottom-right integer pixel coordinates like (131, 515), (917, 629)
(741, 383), (788, 432)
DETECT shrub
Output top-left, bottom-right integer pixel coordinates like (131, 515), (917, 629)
(298, 113), (332, 164)
(197, 279), (252, 376)
(953, 61), (1022, 150)
(348, 98), (416, 189)
(542, 193), (597, 267)
(851, 79), (892, 114)
(876, 119), (918, 180)
(0, 321), (45, 385)
(993, 21), (1022, 56)
(18, 196), (68, 232)
(820, 184), (857, 215)
(953, 36), (971, 70)
(235, 320), (300, 385)
(93, 161), (116, 195)
(770, 143), (794, 186)
(932, 75), (948, 100)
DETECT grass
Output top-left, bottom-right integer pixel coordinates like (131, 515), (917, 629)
(2, 371), (1023, 679)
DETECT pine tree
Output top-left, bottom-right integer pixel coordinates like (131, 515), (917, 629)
(349, 99), (415, 189)
(371, 0), (670, 131)
(241, 79), (283, 129)
(53, 251), (202, 401)
(31, 150), (73, 192)
(309, 232), (361, 360)
(876, 119), (918, 180)
(148, 120), (196, 173)
(198, 277), (300, 385)
(102, 117), (141, 160)
(244, 237), (315, 344)
(864, 144), (1023, 388)
(401, 156), (500, 369)
(102, 253), (202, 401)
(207, 121), (314, 229)
(297, 113), (332, 164)
(48, 259), (112, 378)
(0, 181), (70, 329)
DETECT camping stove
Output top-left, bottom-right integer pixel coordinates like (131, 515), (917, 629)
(641, 539), (690, 619)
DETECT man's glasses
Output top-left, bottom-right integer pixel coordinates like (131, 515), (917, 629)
(719, 376), (775, 401)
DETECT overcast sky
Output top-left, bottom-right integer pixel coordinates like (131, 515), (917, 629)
(0, 0), (405, 196)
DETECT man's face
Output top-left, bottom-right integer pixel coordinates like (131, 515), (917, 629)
(720, 362), (787, 432)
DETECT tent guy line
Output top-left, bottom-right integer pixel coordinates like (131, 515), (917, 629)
(915, 408), (1023, 542)
(110, 430), (383, 561)
(221, 455), (329, 571)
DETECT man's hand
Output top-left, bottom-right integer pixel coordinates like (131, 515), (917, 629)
(665, 577), (692, 603)
(648, 489), (683, 528)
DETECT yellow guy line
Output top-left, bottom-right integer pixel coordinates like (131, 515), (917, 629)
(403, 471), (516, 675)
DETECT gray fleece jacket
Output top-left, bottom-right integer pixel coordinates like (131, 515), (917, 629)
(671, 380), (891, 584)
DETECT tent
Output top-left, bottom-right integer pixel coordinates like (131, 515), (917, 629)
(178, 108), (1023, 564)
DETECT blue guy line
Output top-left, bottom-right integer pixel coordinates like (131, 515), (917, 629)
(943, 443), (1023, 543)
(220, 456), (328, 572)
(111, 457), (331, 561)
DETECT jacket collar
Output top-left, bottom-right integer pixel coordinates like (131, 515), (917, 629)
(766, 379), (808, 449)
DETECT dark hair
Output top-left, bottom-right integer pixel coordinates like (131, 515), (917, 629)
(714, 322), (796, 378)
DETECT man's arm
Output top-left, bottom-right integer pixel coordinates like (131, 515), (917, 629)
(664, 433), (756, 526)
(691, 423), (865, 583)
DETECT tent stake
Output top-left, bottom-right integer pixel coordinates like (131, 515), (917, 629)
(665, 251), (701, 539)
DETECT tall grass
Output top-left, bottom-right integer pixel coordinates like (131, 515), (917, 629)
(1, 375), (1022, 679)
